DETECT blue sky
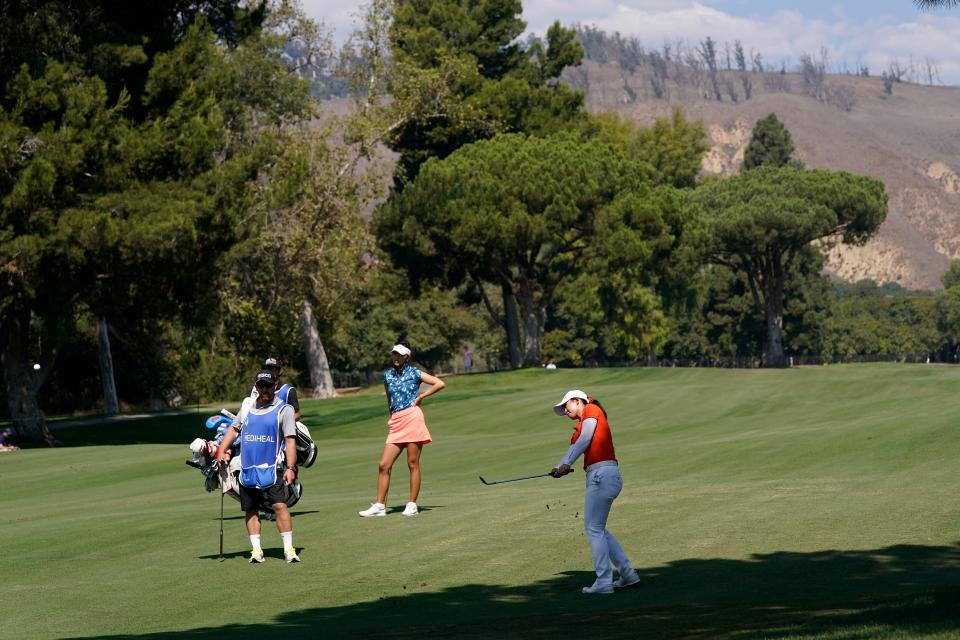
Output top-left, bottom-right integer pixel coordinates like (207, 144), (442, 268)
(301, 1), (960, 83)
(721, 0), (940, 23)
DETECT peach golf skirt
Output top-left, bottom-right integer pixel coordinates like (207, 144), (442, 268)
(386, 405), (433, 445)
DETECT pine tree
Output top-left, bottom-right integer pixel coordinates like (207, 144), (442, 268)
(742, 113), (796, 171)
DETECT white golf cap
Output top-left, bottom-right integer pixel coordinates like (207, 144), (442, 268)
(553, 389), (588, 416)
(391, 344), (411, 356)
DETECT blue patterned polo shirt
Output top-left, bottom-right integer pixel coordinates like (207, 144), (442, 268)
(383, 364), (422, 413)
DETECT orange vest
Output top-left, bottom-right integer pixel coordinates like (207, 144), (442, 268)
(570, 401), (616, 469)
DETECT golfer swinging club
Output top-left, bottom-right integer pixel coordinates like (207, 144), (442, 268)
(550, 389), (639, 594)
(359, 340), (445, 517)
(217, 370), (300, 563)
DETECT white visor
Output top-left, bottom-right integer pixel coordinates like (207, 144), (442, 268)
(553, 389), (588, 416)
(391, 344), (412, 357)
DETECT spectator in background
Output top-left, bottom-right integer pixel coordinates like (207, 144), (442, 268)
(0, 428), (20, 451)
(462, 345), (473, 373)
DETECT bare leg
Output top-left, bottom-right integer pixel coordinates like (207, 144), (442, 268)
(405, 442), (424, 502)
(245, 510), (260, 535)
(377, 443), (404, 504)
(272, 502), (292, 533)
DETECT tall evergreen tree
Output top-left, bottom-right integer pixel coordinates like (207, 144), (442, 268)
(742, 113), (796, 171)
(0, 3), (309, 442)
(387, 0), (585, 186)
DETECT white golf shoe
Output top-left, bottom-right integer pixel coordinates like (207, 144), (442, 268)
(613, 569), (640, 589)
(284, 548), (301, 563)
(581, 583), (614, 594)
(249, 548), (265, 564)
(402, 502), (418, 516)
(358, 502), (386, 517)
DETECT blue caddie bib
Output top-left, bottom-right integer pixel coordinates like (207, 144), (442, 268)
(239, 400), (288, 489)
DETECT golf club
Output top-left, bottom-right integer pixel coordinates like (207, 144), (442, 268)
(218, 466), (226, 559)
(479, 469), (575, 485)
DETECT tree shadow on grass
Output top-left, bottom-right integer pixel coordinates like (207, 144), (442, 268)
(52, 401), (389, 447)
(53, 413), (227, 447)
(68, 542), (960, 639)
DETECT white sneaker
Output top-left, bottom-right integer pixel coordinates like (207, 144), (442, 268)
(613, 569), (640, 588)
(359, 502), (386, 517)
(284, 548), (301, 563)
(249, 548), (265, 564)
(581, 583), (614, 594)
(402, 502), (418, 516)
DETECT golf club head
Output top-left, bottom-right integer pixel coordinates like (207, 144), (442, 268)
(479, 475), (492, 485)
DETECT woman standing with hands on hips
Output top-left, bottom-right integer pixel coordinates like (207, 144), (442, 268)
(550, 389), (639, 594)
(359, 340), (445, 517)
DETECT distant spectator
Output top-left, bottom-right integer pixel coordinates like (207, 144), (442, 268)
(462, 346), (473, 373)
(545, 358), (558, 370)
(0, 428), (20, 452)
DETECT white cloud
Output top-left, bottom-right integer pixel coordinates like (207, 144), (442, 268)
(298, 0), (960, 83)
(299, 0), (363, 38)
(524, 2), (960, 83)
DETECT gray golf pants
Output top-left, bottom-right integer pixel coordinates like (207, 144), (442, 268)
(584, 463), (633, 587)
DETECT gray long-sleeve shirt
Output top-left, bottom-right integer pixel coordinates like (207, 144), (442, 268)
(558, 418), (597, 467)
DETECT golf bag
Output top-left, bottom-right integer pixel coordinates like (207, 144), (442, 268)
(185, 409), (314, 513)
(294, 422), (317, 468)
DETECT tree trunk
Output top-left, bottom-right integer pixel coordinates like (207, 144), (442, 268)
(299, 299), (336, 399)
(516, 276), (544, 366)
(762, 285), (787, 368)
(501, 281), (523, 369)
(96, 316), (119, 415)
(0, 311), (56, 445)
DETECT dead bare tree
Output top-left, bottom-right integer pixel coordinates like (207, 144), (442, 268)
(648, 50), (669, 99)
(723, 75), (738, 103)
(734, 41), (747, 72)
(826, 84), (856, 111)
(799, 51), (826, 101)
(922, 56), (942, 85)
(697, 36), (722, 101)
(763, 70), (791, 93)
(887, 59), (905, 83)
(740, 71), (753, 98)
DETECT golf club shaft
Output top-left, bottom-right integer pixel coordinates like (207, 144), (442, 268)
(493, 472), (552, 483)
(480, 469), (575, 484)
(219, 475), (225, 557)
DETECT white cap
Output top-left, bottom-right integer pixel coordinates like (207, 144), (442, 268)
(553, 389), (588, 416)
(391, 344), (411, 356)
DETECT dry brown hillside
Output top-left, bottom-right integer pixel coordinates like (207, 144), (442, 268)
(564, 61), (960, 289)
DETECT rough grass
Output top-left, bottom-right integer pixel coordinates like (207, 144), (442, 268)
(2, 364), (959, 639)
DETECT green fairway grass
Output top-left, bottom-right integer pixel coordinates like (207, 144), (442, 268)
(2, 365), (959, 639)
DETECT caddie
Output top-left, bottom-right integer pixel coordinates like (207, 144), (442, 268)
(217, 370), (300, 563)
